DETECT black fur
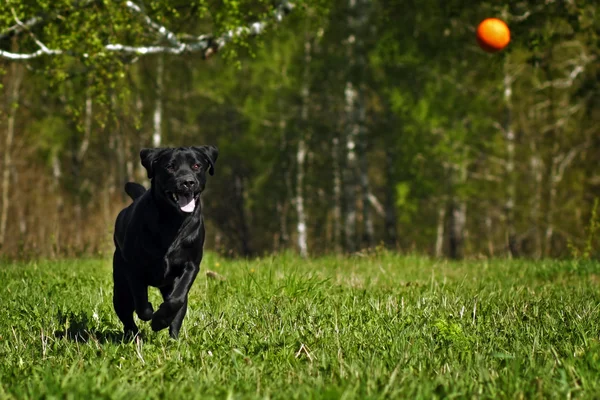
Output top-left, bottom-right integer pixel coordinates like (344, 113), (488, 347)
(124, 182), (146, 200)
(112, 146), (218, 339)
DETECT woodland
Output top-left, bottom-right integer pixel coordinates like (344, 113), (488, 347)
(0, 0), (598, 259)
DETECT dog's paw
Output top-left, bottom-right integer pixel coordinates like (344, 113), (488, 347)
(151, 317), (169, 332)
(137, 303), (154, 321)
(151, 303), (172, 332)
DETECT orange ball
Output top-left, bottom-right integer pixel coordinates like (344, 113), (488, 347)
(476, 18), (510, 53)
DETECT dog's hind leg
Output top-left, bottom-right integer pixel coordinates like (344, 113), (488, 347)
(112, 251), (138, 339)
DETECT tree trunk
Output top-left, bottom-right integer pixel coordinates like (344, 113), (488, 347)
(530, 144), (543, 259)
(296, 137), (308, 258)
(332, 135), (342, 252)
(52, 154), (63, 256)
(435, 201), (446, 258)
(125, 127), (134, 182)
(135, 92), (148, 183)
(0, 56), (23, 249)
(343, 81), (358, 253)
(153, 55), (164, 148)
(485, 215), (495, 257)
(72, 86), (93, 251)
(234, 174), (252, 256)
(448, 162), (468, 260)
(448, 200), (466, 260)
(543, 146), (582, 257)
(343, 0), (371, 253)
(544, 161), (557, 257)
(358, 104), (373, 248)
(295, 36), (311, 258)
(503, 57), (518, 257)
(11, 165), (27, 254)
(277, 99), (290, 251)
(542, 47), (555, 259)
(115, 124), (126, 197)
(383, 148), (397, 248)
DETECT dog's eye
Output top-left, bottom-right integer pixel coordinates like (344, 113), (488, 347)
(166, 163), (175, 171)
(192, 164), (200, 171)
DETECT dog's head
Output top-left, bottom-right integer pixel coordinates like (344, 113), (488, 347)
(140, 146), (218, 214)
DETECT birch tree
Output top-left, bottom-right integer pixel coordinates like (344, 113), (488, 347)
(0, 45), (23, 249)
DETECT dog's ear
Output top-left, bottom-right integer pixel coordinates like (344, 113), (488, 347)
(140, 148), (167, 179)
(192, 145), (218, 176)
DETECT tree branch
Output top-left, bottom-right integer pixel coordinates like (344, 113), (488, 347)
(537, 65), (586, 90)
(367, 192), (385, 217)
(506, 0), (557, 22)
(124, 1), (181, 48)
(0, 16), (43, 41)
(0, 0), (98, 41)
(552, 142), (589, 183)
(0, 8), (63, 59)
(0, 0), (295, 61)
(536, 49), (596, 91)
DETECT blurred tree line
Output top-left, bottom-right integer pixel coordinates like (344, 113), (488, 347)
(0, 0), (598, 259)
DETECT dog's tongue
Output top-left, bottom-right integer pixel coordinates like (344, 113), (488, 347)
(178, 194), (195, 213)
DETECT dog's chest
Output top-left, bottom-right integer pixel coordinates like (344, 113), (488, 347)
(143, 228), (202, 287)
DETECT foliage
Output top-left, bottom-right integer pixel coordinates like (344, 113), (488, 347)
(0, 0), (599, 258)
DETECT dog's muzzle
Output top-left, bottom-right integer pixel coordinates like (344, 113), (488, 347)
(167, 177), (199, 213)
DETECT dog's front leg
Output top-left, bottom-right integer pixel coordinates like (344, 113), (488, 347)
(167, 295), (188, 339)
(128, 276), (154, 321)
(151, 262), (198, 335)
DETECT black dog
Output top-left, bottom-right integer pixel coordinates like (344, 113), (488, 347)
(112, 146), (218, 339)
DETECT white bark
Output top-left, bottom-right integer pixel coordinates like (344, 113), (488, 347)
(72, 84), (94, 250)
(343, 0), (370, 252)
(543, 143), (587, 257)
(296, 138), (308, 258)
(1, 1), (295, 60)
(153, 55), (164, 148)
(529, 146), (543, 259)
(332, 136), (342, 252)
(125, 130), (134, 181)
(0, 58), (23, 249)
(52, 154), (63, 255)
(544, 162), (557, 258)
(77, 88), (93, 162)
(503, 57), (517, 257)
(449, 200), (467, 259)
(343, 81), (358, 252)
(296, 37), (311, 258)
(448, 162), (468, 259)
(135, 92), (148, 184)
(435, 202), (446, 258)
(485, 215), (494, 257)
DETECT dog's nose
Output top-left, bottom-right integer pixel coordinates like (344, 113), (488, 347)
(182, 179), (196, 190)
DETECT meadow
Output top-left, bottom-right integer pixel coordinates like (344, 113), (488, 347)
(0, 252), (599, 399)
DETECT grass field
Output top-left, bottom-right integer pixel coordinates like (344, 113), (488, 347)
(1, 252), (599, 399)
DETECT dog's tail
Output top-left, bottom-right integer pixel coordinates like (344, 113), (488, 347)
(124, 182), (146, 201)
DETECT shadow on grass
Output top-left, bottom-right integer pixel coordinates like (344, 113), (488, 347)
(54, 310), (128, 344)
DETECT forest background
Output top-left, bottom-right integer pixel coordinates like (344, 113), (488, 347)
(0, 0), (598, 260)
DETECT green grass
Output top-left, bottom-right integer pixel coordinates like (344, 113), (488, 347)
(1, 252), (600, 399)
